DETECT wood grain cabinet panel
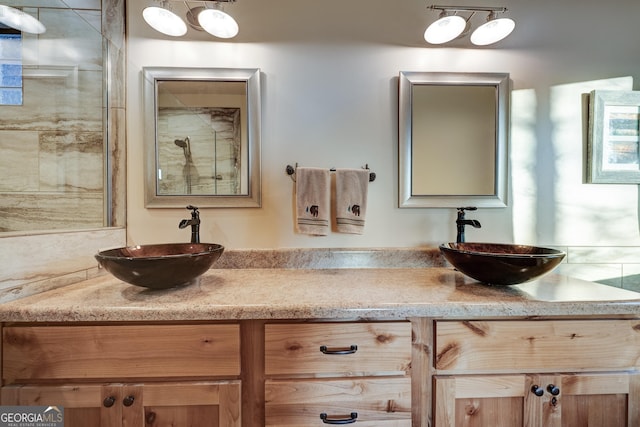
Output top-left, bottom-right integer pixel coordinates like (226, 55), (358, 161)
(2, 381), (242, 427)
(434, 373), (640, 427)
(433, 319), (640, 427)
(265, 377), (412, 426)
(1, 384), (120, 426)
(265, 322), (412, 376)
(435, 320), (640, 373)
(2, 324), (240, 383)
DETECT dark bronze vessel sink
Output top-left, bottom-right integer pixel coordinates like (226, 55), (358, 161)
(95, 243), (224, 289)
(439, 242), (566, 285)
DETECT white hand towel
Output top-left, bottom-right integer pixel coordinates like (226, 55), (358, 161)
(296, 167), (331, 236)
(335, 168), (369, 234)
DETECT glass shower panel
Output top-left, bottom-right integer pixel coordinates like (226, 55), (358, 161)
(0, 4), (104, 232)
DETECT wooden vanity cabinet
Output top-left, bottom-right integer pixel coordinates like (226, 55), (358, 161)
(433, 319), (640, 427)
(264, 322), (413, 426)
(3, 317), (640, 427)
(1, 323), (242, 427)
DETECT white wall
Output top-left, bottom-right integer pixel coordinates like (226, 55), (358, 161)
(126, 0), (640, 287)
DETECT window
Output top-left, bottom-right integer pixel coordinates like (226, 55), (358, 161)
(0, 26), (22, 105)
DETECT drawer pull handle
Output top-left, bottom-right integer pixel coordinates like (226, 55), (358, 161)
(320, 412), (358, 424)
(123, 395), (135, 407)
(547, 384), (560, 396)
(103, 396), (116, 408)
(320, 345), (358, 355)
(530, 385), (544, 397)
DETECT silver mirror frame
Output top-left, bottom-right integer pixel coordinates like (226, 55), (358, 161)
(398, 71), (509, 208)
(143, 67), (261, 208)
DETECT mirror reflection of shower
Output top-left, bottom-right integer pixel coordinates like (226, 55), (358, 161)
(174, 136), (198, 194)
(157, 104), (242, 196)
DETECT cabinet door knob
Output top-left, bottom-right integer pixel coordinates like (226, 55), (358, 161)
(123, 395), (135, 407)
(103, 396), (116, 408)
(547, 384), (560, 396)
(530, 385), (544, 397)
(319, 345), (358, 355)
(320, 412), (358, 424)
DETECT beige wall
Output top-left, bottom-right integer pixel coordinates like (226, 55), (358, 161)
(125, 0), (636, 291)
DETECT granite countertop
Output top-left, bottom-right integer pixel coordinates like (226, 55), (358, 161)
(1, 266), (639, 322)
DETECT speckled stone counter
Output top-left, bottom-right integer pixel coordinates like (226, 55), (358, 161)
(1, 266), (639, 322)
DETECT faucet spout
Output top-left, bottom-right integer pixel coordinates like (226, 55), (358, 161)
(455, 207), (481, 243)
(179, 205), (201, 243)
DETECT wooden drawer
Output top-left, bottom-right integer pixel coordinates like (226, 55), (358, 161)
(435, 319), (640, 373)
(3, 324), (240, 383)
(265, 322), (411, 376)
(265, 377), (412, 426)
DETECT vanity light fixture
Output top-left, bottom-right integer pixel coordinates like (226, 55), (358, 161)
(143, 0), (239, 39)
(0, 5), (46, 34)
(425, 5), (514, 46)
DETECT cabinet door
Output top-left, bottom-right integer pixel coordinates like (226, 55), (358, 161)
(560, 373), (640, 427)
(435, 375), (530, 427)
(1, 384), (123, 426)
(137, 381), (241, 427)
(1, 381), (241, 427)
(434, 373), (640, 427)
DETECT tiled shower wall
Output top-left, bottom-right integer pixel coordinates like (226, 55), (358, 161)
(0, 4), (104, 232)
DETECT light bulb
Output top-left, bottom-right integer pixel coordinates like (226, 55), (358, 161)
(143, 5), (187, 37)
(198, 8), (239, 39)
(424, 14), (466, 44)
(470, 16), (515, 46)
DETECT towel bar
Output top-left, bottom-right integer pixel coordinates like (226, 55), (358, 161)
(286, 164), (376, 182)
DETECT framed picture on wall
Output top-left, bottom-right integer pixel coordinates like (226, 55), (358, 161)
(587, 90), (640, 184)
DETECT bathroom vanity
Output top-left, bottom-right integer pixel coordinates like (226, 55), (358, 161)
(0, 258), (639, 426)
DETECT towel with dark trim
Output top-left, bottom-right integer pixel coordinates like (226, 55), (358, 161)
(335, 168), (369, 234)
(296, 167), (330, 235)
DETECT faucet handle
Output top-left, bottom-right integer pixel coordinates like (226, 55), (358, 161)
(186, 205), (199, 216)
(457, 207), (477, 219)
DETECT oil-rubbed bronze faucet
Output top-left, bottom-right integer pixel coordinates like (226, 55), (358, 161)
(456, 207), (481, 243)
(179, 205), (201, 243)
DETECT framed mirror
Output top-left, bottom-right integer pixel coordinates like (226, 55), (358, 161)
(143, 67), (261, 208)
(398, 71), (509, 208)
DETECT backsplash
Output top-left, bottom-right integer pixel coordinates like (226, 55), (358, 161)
(213, 247), (445, 269)
(0, 227), (125, 302)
